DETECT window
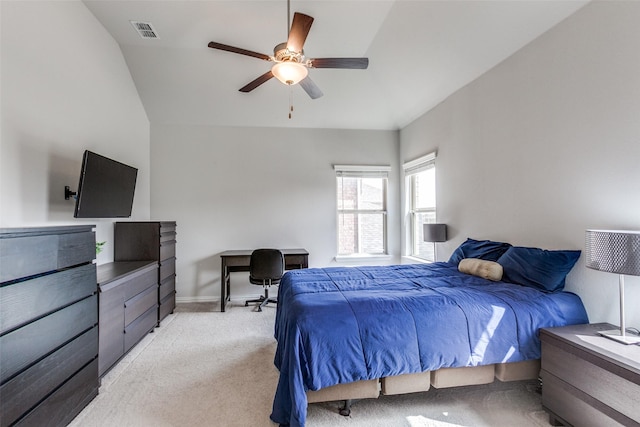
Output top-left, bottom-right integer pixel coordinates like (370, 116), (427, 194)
(404, 152), (437, 261)
(335, 165), (390, 256)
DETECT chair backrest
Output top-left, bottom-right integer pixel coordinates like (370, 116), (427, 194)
(249, 249), (284, 285)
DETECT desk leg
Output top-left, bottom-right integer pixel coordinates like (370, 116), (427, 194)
(221, 259), (227, 312)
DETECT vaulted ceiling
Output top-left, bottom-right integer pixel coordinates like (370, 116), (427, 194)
(83, 0), (588, 130)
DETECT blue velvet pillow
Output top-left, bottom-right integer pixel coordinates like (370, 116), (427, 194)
(448, 238), (512, 265)
(497, 246), (581, 292)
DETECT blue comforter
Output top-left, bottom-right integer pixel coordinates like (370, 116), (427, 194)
(270, 263), (588, 426)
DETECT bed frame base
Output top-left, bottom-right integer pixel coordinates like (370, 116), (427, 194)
(307, 378), (379, 404)
(306, 359), (541, 411)
(495, 359), (541, 382)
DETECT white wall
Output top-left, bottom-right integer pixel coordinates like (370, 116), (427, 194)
(400, 1), (640, 328)
(151, 124), (399, 301)
(0, 0), (150, 262)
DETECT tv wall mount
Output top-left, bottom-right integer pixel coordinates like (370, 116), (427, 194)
(65, 186), (77, 200)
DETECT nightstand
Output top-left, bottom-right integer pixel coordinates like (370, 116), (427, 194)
(540, 323), (640, 427)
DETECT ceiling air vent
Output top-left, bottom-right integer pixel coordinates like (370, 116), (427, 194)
(130, 21), (159, 39)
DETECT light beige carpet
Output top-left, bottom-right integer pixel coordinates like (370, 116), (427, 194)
(69, 302), (553, 427)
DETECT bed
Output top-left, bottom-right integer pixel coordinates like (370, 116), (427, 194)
(270, 239), (589, 427)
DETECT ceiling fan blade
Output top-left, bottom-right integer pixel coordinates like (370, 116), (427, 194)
(208, 41), (271, 61)
(299, 76), (323, 99)
(310, 58), (369, 69)
(239, 70), (274, 92)
(287, 12), (314, 52)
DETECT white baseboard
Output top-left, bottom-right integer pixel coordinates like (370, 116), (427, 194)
(176, 294), (267, 304)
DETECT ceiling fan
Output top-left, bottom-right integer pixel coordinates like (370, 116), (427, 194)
(207, 1), (369, 101)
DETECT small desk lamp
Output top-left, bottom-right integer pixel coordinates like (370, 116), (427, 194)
(585, 229), (640, 345)
(424, 224), (447, 261)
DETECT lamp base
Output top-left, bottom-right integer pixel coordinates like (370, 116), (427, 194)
(598, 329), (640, 345)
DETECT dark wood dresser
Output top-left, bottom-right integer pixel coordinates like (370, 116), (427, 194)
(114, 221), (177, 325)
(0, 225), (98, 427)
(96, 261), (158, 377)
(540, 323), (640, 427)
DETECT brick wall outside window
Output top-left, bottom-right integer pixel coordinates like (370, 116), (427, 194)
(337, 173), (387, 256)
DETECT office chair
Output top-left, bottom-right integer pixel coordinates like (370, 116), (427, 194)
(245, 249), (284, 311)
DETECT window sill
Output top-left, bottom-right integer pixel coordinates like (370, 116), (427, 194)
(402, 256), (432, 264)
(335, 254), (392, 263)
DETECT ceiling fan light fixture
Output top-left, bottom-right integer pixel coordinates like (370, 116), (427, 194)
(271, 61), (308, 85)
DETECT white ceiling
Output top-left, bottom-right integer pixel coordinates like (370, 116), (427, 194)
(83, 0), (588, 130)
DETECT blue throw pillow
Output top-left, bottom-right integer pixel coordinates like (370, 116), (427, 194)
(497, 246), (581, 292)
(448, 238), (512, 265)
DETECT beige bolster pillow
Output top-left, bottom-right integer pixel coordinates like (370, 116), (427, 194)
(458, 258), (503, 281)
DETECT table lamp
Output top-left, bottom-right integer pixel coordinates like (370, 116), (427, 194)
(585, 229), (640, 344)
(424, 224), (447, 261)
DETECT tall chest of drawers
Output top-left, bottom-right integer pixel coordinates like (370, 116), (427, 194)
(0, 225), (98, 427)
(114, 221), (177, 325)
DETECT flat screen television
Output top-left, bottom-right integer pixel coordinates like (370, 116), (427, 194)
(73, 150), (138, 218)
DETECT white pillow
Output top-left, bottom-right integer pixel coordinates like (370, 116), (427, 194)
(458, 258), (503, 281)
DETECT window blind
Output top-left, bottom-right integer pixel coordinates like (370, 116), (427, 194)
(403, 151), (436, 176)
(334, 165), (391, 179)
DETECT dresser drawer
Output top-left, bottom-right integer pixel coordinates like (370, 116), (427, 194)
(123, 266), (158, 300)
(0, 264), (96, 334)
(160, 258), (175, 281)
(160, 222), (176, 235)
(159, 240), (176, 262)
(542, 371), (625, 427)
(0, 327), (98, 427)
(57, 231), (96, 269)
(159, 292), (176, 321)
(542, 341), (640, 421)
(0, 295), (97, 381)
(160, 230), (176, 243)
(124, 285), (157, 326)
(0, 228), (94, 283)
(124, 306), (157, 352)
(14, 358), (99, 427)
(159, 275), (175, 300)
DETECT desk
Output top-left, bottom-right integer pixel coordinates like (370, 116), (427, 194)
(219, 249), (309, 312)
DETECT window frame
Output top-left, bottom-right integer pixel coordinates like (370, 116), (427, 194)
(403, 152), (437, 262)
(334, 165), (391, 258)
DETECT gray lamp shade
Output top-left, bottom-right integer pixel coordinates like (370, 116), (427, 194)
(423, 224), (447, 243)
(585, 230), (640, 276)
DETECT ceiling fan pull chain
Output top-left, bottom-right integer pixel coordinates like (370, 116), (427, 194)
(289, 85), (294, 119)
